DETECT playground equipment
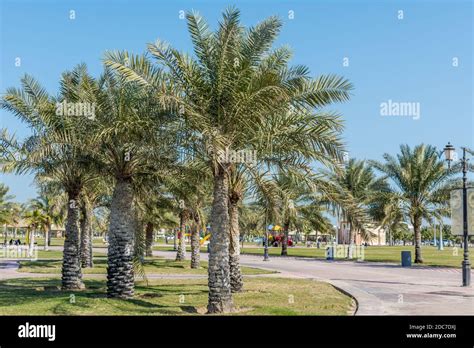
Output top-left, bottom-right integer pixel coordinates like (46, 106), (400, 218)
(200, 234), (211, 245)
(267, 225), (293, 247)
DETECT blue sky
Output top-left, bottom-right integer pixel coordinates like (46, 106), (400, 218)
(1, 0), (473, 202)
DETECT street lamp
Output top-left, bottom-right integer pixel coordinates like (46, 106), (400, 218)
(263, 229), (270, 261)
(444, 142), (471, 286)
(438, 222), (444, 251)
(263, 211), (269, 261)
(444, 142), (455, 169)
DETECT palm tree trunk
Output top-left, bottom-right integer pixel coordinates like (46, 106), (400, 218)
(207, 166), (233, 313)
(413, 215), (423, 263)
(47, 228), (51, 246)
(80, 200), (93, 268)
(228, 199), (243, 292)
(173, 228), (178, 251)
(281, 221), (290, 256)
(145, 222), (154, 257)
(347, 228), (355, 259)
(190, 212), (200, 269)
(133, 213), (145, 261)
(176, 210), (188, 261)
(28, 228), (35, 257)
(44, 224), (51, 251)
(107, 178), (135, 298)
(61, 190), (84, 290)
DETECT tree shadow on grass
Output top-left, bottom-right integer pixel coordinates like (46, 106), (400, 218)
(180, 306), (199, 314)
(0, 278), (208, 315)
(135, 283), (208, 296)
(0, 278), (106, 307)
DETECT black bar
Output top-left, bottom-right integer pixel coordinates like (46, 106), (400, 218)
(0, 316), (472, 347)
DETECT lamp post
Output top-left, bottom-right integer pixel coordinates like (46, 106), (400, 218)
(438, 222), (444, 251)
(444, 142), (455, 169)
(444, 142), (471, 286)
(263, 229), (269, 261)
(263, 208), (269, 261)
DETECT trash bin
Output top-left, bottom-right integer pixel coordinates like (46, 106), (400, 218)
(401, 251), (411, 267)
(326, 246), (334, 260)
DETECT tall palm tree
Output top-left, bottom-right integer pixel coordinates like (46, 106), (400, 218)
(371, 144), (452, 263)
(92, 68), (178, 298)
(104, 7), (352, 312)
(1, 67), (97, 289)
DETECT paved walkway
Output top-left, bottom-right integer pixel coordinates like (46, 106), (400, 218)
(1, 246), (472, 315)
(151, 249), (474, 315)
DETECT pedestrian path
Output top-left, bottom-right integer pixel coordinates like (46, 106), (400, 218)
(152, 249), (474, 315)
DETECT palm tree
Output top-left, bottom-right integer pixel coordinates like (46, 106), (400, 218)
(136, 192), (176, 257)
(273, 174), (305, 256)
(378, 194), (405, 246)
(23, 207), (49, 257)
(228, 169), (245, 290)
(7, 203), (23, 241)
(104, 7), (352, 312)
(326, 159), (388, 255)
(161, 164), (210, 264)
(79, 193), (94, 267)
(144, 200), (178, 256)
(1, 67), (98, 289)
(298, 200), (333, 243)
(91, 68), (178, 298)
(0, 183), (15, 243)
(371, 144), (452, 263)
(78, 179), (111, 268)
(239, 203), (264, 248)
(29, 190), (66, 251)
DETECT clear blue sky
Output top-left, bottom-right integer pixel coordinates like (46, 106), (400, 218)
(1, 0), (472, 202)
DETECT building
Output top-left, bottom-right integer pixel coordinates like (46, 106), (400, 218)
(337, 221), (386, 245)
(4, 220), (65, 238)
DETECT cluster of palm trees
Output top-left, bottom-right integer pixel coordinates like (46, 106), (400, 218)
(0, 8), (462, 313)
(0, 183), (66, 252)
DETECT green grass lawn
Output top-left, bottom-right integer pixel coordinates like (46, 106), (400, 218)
(9, 237), (107, 248)
(154, 244), (468, 268)
(0, 277), (352, 315)
(36, 250), (65, 259)
(32, 250), (104, 260)
(154, 245), (207, 253)
(10, 237), (65, 247)
(357, 245), (468, 267)
(18, 256), (274, 276)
